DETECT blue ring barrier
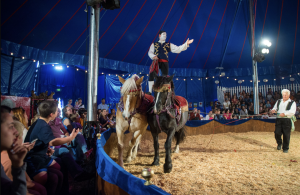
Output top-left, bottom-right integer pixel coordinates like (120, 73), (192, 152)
(96, 128), (170, 195)
(185, 118), (276, 127)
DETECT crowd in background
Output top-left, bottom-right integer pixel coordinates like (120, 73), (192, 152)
(189, 88), (300, 121)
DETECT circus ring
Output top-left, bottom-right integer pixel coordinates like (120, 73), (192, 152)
(96, 119), (300, 195)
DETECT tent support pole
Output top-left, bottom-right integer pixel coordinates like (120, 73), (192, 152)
(249, 0), (259, 115)
(87, 5), (100, 121)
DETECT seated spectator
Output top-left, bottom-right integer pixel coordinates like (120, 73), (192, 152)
(2, 119), (47, 195)
(259, 106), (263, 114)
(241, 101), (246, 107)
(70, 114), (82, 130)
(238, 92), (243, 99)
(232, 95), (238, 105)
(99, 109), (109, 128)
(97, 98), (109, 111)
(24, 101), (79, 194)
(232, 114), (238, 119)
(189, 108), (201, 120)
(248, 102), (254, 115)
(266, 92), (273, 100)
(259, 96), (265, 104)
(204, 111), (212, 120)
(74, 100), (79, 110)
(77, 98), (85, 109)
(223, 109), (230, 119)
(209, 113), (215, 120)
(197, 110), (204, 119)
(261, 108), (269, 119)
(110, 109), (116, 121)
(78, 108), (87, 127)
(96, 109), (102, 121)
(265, 100), (271, 108)
(1, 106), (29, 195)
(107, 114), (116, 128)
(223, 98), (230, 109)
(239, 106), (248, 118)
(214, 109), (221, 120)
(234, 108), (239, 115)
(12, 107), (29, 142)
(67, 99), (73, 109)
(243, 96), (249, 105)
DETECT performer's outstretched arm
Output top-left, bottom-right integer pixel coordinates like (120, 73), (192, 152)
(171, 38), (194, 53)
(148, 43), (157, 60)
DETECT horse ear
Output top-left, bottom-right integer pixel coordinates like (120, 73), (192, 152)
(118, 76), (125, 84)
(167, 74), (175, 82)
(136, 76), (144, 86)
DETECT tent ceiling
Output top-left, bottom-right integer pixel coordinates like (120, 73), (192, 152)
(1, 0), (299, 70)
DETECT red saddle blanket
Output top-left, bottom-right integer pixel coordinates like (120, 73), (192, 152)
(174, 96), (187, 108)
(144, 93), (154, 104)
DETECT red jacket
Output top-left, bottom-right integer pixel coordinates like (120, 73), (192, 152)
(190, 112), (201, 120)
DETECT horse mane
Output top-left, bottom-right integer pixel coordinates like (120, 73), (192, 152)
(120, 74), (139, 95)
(154, 76), (176, 103)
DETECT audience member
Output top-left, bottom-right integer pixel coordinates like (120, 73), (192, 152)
(99, 109), (109, 128)
(189, 108), (201, 120)
(12, 107), (29, 142)
(97, 98), (109, 111)
(67, 99), (73, 108)
(110, 109), (116, 121)
(223, 98), (230, 109)
(1, 105), (28, 195)
(77, 98), (85, 109)
(78, 108), (87, 127)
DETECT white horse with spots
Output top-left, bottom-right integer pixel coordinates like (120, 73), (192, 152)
(116, 75), (149, 167)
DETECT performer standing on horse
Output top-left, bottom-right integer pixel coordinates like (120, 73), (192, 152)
(147, 31), (194, 95)
(270, 89), (296, 153)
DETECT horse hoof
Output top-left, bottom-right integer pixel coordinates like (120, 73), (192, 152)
(151, 162), (160, 166)
(164, 168), (172, 173)
(124, 158), (132, 163)
(173, 150), (179, 153)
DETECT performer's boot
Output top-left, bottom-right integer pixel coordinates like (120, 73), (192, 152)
(147, 81), (154, 95)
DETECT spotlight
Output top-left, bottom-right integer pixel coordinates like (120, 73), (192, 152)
(122, 74), (124, 76)
(22, 56), (25, 59)
(176, 78), (178, 80)
(102, 72), (104, 74)
(55, 66), (63, 70)
(234, 79), (237, 80)
(129, 74), (131, 76)
(108, 74), (110, 76)
(146, 74), (148, 76)
(274, 79), (276, 81)
(85, 70), (88, 73)
(76, 68), (79, 71)
(212, 76), (214, 78)
(191, 79), (193, 80)
(43, 62), (45, 65)
(33, 60), (36, 62)
(227, 77), (229, 79)
(250, 80), (252, 82)
(184, 79), (186, 81)
(52, 64), (54, 66)
(262, 39), (272, 47)
(282, 77), (284, 79)
(140, 72), (141, 74)
(206, 77), (208, 79)
(67, 65), (69, 68)
(261, 48), (269, 54)
(242, 80), (244, 82)
(198, 78), (200, 80)
(10, 52), (13, 55)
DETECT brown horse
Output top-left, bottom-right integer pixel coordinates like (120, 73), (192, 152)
(116, 74), (149, 167)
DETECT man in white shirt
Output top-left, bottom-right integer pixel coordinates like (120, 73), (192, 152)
(147, 31), (194, 95)
(223, 98), (230, 109)
(271, 89), (296, 153)
(97, 98), (109, 111)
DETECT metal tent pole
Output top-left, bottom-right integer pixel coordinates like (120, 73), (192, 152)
(249, 0), (259, 115)
(87, 5), (100, 121)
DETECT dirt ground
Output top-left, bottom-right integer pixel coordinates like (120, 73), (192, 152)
(108, 131), (300, 195)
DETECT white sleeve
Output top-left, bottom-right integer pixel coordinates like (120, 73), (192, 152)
(285, 102), (296, 117)
(148, 43), (156, 60)
(170, 41), (189, 54)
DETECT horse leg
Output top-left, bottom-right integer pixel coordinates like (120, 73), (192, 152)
(173, 127), (186, 153)
(151, 132), (160, 166)
(132, 133), (142, 160)
(125, 131), (140, 163)
(116, 129), (125, 167)
(164, 129), (175, 173)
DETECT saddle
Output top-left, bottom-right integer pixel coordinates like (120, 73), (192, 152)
(174, 96), (188, 113)
(136, 93), (155, 115)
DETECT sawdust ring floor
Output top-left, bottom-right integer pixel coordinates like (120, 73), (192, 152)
(108, 132), (300, 195)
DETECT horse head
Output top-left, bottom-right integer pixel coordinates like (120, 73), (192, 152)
(153, 75), (174, 114)
(118, 74), (144, 120)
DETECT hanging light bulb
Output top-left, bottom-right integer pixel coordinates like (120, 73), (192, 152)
(33, 60), (36, 62)
(52, 64), (54, 66)
(191, 78), (193, 80)
(85, 70), (87, 73)
(43, 62), (45, 65)
(212, 76), (214, 78)
(108, 74), (110, 76)
(67, 65), (69, 68)
(22, 56), (25, 59)
(250, 80), (252, 82)
(122, 74), (124, 76)
(227, 77), (229, 79)
(76, 68), (79, 71)
(206, 77), (208, 79)
(198, 78), (200, 80)
(274, 79), (276, 81)
(234, 79), (237, 80)
(10, 52), (13, 55)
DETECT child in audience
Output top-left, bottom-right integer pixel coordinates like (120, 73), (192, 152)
(12, 107), (29, 142)
(24, 100), (79, 195)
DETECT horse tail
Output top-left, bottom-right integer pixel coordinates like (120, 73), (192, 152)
(174, 126), (187, 145)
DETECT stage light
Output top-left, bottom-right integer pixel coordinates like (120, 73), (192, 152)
(215, 80), (219, 84)
(290, 75), (292, 77)
(102, 72), (104, 74)
(108, 74), (110, 76)
(191, 79), (193, 80)
(116, 74), (117, 76)
(261, 48), (269, 54)
(282, 77), (284, 79)
(263, 79), (268, 82)
(238, 80), (242, 84)
(85, 70), (88, 73)
(67, 65), (69, 68)
(22, 56), (25, 59)
(198, 78), (200, 80)
(206, 77), (208, 79)
(140, 72), (141, 74)
(176, 78), (178, 80)
(212, 76), (214, 78)
(258, 80), (260, 82)
(234, 79), (237, 80)
(146, 74), (148, 76)
(227, 77), (229, 79)
(219, 75), (222, 77)
(253, 53), (265, 62)
(242, 80), (244, 82)
(274, 79), (276, 81)
(262, 39), (272, 47)
(290, 78), (295, 82)
(184, 79), (186, 81)
(55, 66), (63, 70)
(43, 62), (45, 65)
(250, 80), (252, 82)
(33, 60), (36, 62)
(122, 74), (124, 76)
(129, 74), (131, 76)
(52, 64), (54, 66)
(10, 52), (13, 55)
(76, 68), (79, 71)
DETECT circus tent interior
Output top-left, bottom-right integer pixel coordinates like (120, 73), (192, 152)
(1, 0), (300, 112)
